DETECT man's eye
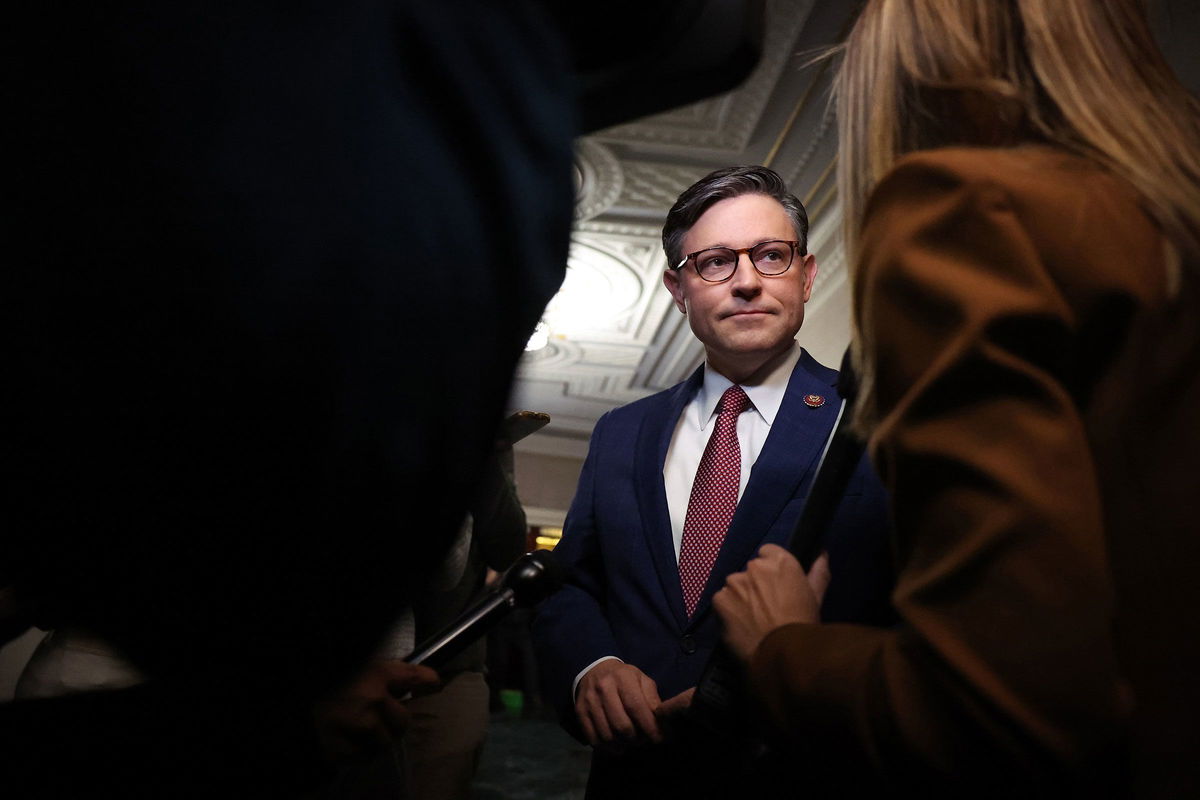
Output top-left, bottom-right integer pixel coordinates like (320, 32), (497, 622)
(759, 250), (783, 261)
(701, 256), (730, 269)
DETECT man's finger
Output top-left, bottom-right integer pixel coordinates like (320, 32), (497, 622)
(385, 663), (440, 690)
(639, 674), (665, 743)
(618, 679), (661, 743)
(578, 707), (598, 746)
(808, 551), (832, 601)
(585, 694), (615, 742)
(600, 681), (638, 740)
(758, 543), (788, 560)
(639, 673), (663, 710)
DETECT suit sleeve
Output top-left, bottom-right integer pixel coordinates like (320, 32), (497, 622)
(746, 154), (1131, 791)
(531, 412), (624, 736)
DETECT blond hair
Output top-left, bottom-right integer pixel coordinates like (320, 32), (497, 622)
(837, 0), (1200, 258)
(835, 0), (1200, 424)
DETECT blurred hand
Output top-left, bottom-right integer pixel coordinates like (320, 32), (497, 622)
(575, 660), (663, 752)
(313, 660), (439, 762)
(713, 545), (831, 663)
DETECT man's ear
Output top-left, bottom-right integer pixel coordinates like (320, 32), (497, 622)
(663, 269), (687, 314)
(799, 254), (818, 303)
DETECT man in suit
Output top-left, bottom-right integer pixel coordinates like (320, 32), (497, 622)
(532, 166), (895, 796)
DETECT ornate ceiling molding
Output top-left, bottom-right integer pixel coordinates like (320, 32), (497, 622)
(572, 219), (663, 239)
(803, 199), (848, 317)
(614, 162), (709, 214)
(632, 303), (705, 392)
(573, 140), (624, 221)
(784, 105), (837, 189)
(517, 222), (671, 377)
(514, 222), (683, 440)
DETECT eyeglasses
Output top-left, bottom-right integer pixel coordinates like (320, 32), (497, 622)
(673, 240), (802, 283)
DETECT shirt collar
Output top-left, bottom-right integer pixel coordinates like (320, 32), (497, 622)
(696, 342), (802, 431)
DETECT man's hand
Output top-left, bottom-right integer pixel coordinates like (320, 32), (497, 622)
(713, 544), (831, 663)
(313, 660), (440, 762)
(575, 660), (664, 752)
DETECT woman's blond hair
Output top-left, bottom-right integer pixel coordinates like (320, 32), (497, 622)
(837, 0), (1200, 257)
(835, 0), (1200, 424)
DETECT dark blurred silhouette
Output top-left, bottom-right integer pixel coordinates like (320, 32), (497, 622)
(2, 1), (763, 795)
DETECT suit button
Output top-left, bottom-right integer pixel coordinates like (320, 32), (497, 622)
(680, 635), (697, 655)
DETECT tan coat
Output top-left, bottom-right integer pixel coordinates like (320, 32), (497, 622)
(749, 146), (1200, 797)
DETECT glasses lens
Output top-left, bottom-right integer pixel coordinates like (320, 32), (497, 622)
(751, 241), (794, 275)
(694, 248), (738, 282)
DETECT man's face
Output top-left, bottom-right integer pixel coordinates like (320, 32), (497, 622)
(663, 193), (817, 380)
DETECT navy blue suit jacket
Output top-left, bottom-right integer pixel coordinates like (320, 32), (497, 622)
(533, 350), (896, 736)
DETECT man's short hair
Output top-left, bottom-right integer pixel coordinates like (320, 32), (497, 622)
(662, 165), (809, 269)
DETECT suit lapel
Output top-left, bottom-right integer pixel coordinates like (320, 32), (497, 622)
(686, 353), (840, 627)
(634, 367), (702, 632)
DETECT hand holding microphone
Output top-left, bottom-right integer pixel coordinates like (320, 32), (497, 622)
(405, 549), (563, 668)
(315, 550), (562, 761)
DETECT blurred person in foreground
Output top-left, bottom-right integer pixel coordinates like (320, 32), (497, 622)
(3, 0), (767, 794)
(714, 0), (1200, 796)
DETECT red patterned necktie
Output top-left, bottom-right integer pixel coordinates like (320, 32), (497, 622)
(678, 384), (751, 617)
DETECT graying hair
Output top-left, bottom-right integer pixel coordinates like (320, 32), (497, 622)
(661, 165), (809, 269)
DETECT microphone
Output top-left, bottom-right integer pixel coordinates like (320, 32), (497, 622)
(404, 550), (564, 668)
(687, 347), (866, 741)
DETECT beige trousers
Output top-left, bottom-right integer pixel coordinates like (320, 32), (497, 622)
(401, 670), (490, 800)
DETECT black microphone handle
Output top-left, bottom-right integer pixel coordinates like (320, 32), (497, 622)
(402, 550), (564, 670)
(790, 345), (863, 568)
(691, 347), (865, 737)
(404, 588), (515, 668)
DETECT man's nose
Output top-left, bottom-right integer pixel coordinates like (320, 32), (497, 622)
(728, 252), (762, 294)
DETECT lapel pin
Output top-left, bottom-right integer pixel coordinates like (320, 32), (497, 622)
(803, 394), (825, 408)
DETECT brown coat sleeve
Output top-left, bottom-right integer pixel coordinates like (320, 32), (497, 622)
(748, 149), (1147, 792)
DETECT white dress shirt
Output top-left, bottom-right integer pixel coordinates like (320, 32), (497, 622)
(572, 342), (804, 698)
(662, 342), (802, 561)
